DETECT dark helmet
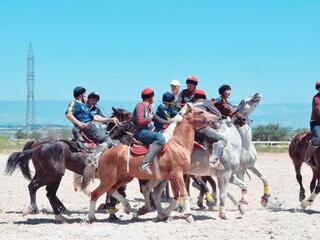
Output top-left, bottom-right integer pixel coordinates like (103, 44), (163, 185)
(218, 84), (231, 95)
(88, 91), (100, 101)
(141, 88), (154, 100)
(162, 92), (175, 102)
(73, 86), (86, 98)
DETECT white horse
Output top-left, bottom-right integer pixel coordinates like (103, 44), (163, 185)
(140, 116), (246, 220)
(235, 93), (270, 206)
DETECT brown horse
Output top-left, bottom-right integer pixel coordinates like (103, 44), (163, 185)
(289, 131), (320, 209)
(5, 107), (131, 223)
(87, 105), (218, 222)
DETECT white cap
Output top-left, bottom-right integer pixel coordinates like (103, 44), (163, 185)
(170, 80), (181, 86)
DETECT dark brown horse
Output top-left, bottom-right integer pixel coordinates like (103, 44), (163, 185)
(289, 131), (320, 209)
(5, 107), (131, 223)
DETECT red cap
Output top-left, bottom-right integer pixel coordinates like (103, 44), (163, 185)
(186, 76), (198, 85)
(316, 80), (320, 90)
(194, 89), (206, 99)
(141, 88), (154, 99)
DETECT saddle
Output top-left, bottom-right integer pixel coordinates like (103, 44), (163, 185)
(130, 138), (168, 155)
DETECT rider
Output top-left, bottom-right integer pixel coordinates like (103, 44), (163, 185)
(216, 84), (234, 107)
(65, 86), (118, 145)
(193, 89), (227, 166)
(132, 88), (170, 175)
(305, 80), (320, 167)
(170, 80), (181, 101)
(86, 92), (105, 117)
(154, 92), (177, 132)
(177, 76), (198, 105)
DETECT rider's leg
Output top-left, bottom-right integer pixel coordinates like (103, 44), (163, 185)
(134, 129), (166, 175)
(197, 127), (227, 165)
(305, 124), (320, 167)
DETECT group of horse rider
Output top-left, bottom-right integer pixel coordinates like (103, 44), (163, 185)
(65, 76), (238, 175)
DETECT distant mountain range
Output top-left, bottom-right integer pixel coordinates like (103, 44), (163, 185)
(0, 100), (311, 129)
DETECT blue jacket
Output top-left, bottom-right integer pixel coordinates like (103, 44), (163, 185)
(155, 103), (177, 131)
(66, 100), (94, 124)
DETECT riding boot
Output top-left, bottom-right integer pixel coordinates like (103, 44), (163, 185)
(139, 143), (163, 175)
(305, 141), (319, 168)
(209, 140), (226, 168)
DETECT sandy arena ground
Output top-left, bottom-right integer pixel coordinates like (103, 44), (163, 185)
(0, 152), (319, 240)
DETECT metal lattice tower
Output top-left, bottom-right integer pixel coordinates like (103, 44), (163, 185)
(25, 43), (36, 135)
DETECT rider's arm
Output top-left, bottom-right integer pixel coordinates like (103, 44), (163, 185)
(93, 115), (116, 124)
(135, 103), (152, 126)
(314, 96), (320, 118)
(65, 101), (86, 128)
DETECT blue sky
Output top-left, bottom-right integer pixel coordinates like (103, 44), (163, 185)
(0, 1), (319, 103)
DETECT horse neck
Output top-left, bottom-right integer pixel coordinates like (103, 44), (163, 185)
(238, 115), (253, 148)
(171, 120), (195, 151)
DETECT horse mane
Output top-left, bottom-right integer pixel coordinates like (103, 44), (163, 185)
(59, 139), (82, 152)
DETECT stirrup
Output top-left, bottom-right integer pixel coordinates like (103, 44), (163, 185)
(139, 163), (152, 175)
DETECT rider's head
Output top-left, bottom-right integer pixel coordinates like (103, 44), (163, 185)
(87, 92), (100, 107)
(170, 80), (181, 96)
(73, 86), (86, 103)
(162, 92), (175, 105)
(194, 89), (207, 102)
(218, 84), (231, 99)
(186, 76), (198, 92)
(141, 88), (154, 104)
(316, 80), (320, 92)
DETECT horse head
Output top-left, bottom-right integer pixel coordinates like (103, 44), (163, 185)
(236, 93), (262, 117)
(108, 120), (134, 145)
(185, 106), (220, 130)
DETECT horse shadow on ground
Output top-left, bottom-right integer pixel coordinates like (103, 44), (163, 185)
(14, 217), (84, 225)
(267, 207), (320, 215)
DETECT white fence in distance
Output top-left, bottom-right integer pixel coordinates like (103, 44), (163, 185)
(252, 141), (291, 146)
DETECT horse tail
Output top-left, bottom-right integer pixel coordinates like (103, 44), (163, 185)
(23, 140), (36, 151)
(81, 163), (96, 192)
(5, 149), (34, 180)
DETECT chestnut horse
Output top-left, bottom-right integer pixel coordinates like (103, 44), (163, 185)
(87, 105), (218, 222)
(289, 131), (320, 209)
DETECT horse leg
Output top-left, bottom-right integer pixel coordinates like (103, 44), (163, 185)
(138, 179), (163, 216)
(161, 179), (179, 219)
(88, 182), (113, 222)
(217, 171), (232, 220)
(310, 169), (318, 193)
(229, 174), (247, 215)
(301, 173), (320, 209)
(249, 166), (270, 207)
(109, 177), (133, 215)
(46, 176), (66, 223)
(205, 176), (218, 206)
(23, 173), (46, 216)
(151, 180), (169, 220)
(292, 157), (305, 202)
(173, 173), (194, 223)
(107, 186), (127, 221)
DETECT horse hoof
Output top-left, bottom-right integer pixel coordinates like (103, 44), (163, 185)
(261, 194), (270, 207)
(96, 204), (107, 213)
(185, 214), (194, 223)
(238, 204), (246, 215)
(156, 214), (169, 222)
(55, 214), (67, 224)
(299, 194), (306, 203)
(219, 212), (227, 220)
(206, 199), (217, 209)
(22, 206), (39, 216)
(301, 200), (310, 210)
(87, 216), (96, 223)
(124, 204), (131, 214)
(137, 206), (153, 216)
(108, 214), (119, 221)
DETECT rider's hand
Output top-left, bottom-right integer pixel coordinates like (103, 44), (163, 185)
(79, 122), (87, 130)
(149, 113), (154, 119)
(111, 117), (120, 126)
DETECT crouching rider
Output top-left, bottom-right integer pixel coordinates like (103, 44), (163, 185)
(133, 88), (170, 175)
(193, 89), (227, 167)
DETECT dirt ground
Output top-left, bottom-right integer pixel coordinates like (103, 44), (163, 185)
(0, 152), (319, 240)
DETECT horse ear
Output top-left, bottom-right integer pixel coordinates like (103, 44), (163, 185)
(112, 107), (117, 113)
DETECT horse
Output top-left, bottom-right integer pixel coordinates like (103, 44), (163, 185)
(142, 116), (246, 220)
(4, 107), (131, 223)
(289, 131), (320, 209)
(85, 104), (219, 223)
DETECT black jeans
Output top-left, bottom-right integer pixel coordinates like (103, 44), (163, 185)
(82, 123), (108, 144)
